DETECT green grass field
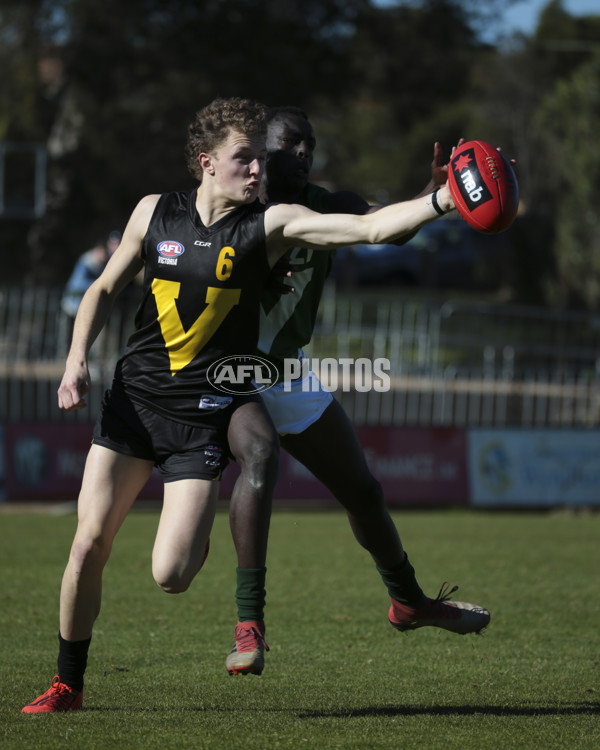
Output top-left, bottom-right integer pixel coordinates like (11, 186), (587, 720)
(1, 506), (599, 749)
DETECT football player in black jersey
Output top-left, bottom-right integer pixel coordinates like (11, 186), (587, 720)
(23, 97), (462, 713)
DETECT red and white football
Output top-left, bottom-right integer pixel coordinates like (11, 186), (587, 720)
(447, 140), (519, 234)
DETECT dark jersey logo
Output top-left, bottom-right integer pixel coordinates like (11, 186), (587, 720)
(451, 148), (493, 212)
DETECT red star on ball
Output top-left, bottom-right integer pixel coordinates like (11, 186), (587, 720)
(454, 153), (472, 172)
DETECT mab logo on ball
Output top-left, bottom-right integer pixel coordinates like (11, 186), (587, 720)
(207, 355), (278, 394)
(157, 240), (185, 265)
(451, 149), (492, 211)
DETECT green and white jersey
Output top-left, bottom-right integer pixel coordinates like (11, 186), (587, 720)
(258, 183), (335, 378)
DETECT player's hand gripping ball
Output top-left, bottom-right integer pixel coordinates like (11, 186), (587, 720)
(447, 140), (519, 234)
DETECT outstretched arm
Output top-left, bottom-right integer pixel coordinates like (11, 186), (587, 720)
(325, 141), (462, 242)
(57, 195), (156, 411)
(264, 184), (455, 266)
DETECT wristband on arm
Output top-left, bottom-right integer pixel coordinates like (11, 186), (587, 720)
(429, 189), (449, 216)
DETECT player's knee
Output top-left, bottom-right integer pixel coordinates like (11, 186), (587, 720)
(156, 580), (190, 595)
(240, 432), (279, 489)
(69, 530), (112, 572)
(153, 566), (191, 594)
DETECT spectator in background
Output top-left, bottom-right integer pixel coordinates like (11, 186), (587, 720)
(61, 231), (122, 318)
(58, 231), (122, 356)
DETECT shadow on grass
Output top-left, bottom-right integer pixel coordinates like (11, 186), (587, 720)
(295, 702), (600, 718)
(82, 702), (600, 717)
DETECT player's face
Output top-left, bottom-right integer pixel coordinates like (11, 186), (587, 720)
(266, 113), (316, 195)
(210, 129), (267, 204)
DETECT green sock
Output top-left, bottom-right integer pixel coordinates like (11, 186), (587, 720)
(376, 554), (426, 607)
(235, 567), (267, 622)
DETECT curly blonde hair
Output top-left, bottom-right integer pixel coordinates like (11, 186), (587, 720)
(185, 97), (267, 181)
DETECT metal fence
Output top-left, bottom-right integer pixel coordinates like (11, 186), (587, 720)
(1, 283), (599, 427)
(306, 287), (600, 427)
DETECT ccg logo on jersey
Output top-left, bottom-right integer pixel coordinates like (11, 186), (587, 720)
(451, 148), (493, 212)
(157, 240), (185, 266)
(207, 355), (278, 395)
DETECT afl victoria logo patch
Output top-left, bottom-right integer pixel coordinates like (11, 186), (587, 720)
(157, 240), (184, 265)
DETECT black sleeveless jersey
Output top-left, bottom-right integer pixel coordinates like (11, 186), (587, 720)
(114, 189), (269, 425)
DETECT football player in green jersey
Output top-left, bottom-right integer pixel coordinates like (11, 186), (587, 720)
(257, 106), (489, 641)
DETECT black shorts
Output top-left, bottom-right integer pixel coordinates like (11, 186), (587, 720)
(92, 387), (257, 482)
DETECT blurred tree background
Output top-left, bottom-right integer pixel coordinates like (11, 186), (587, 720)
(1, 0), (599, 309)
